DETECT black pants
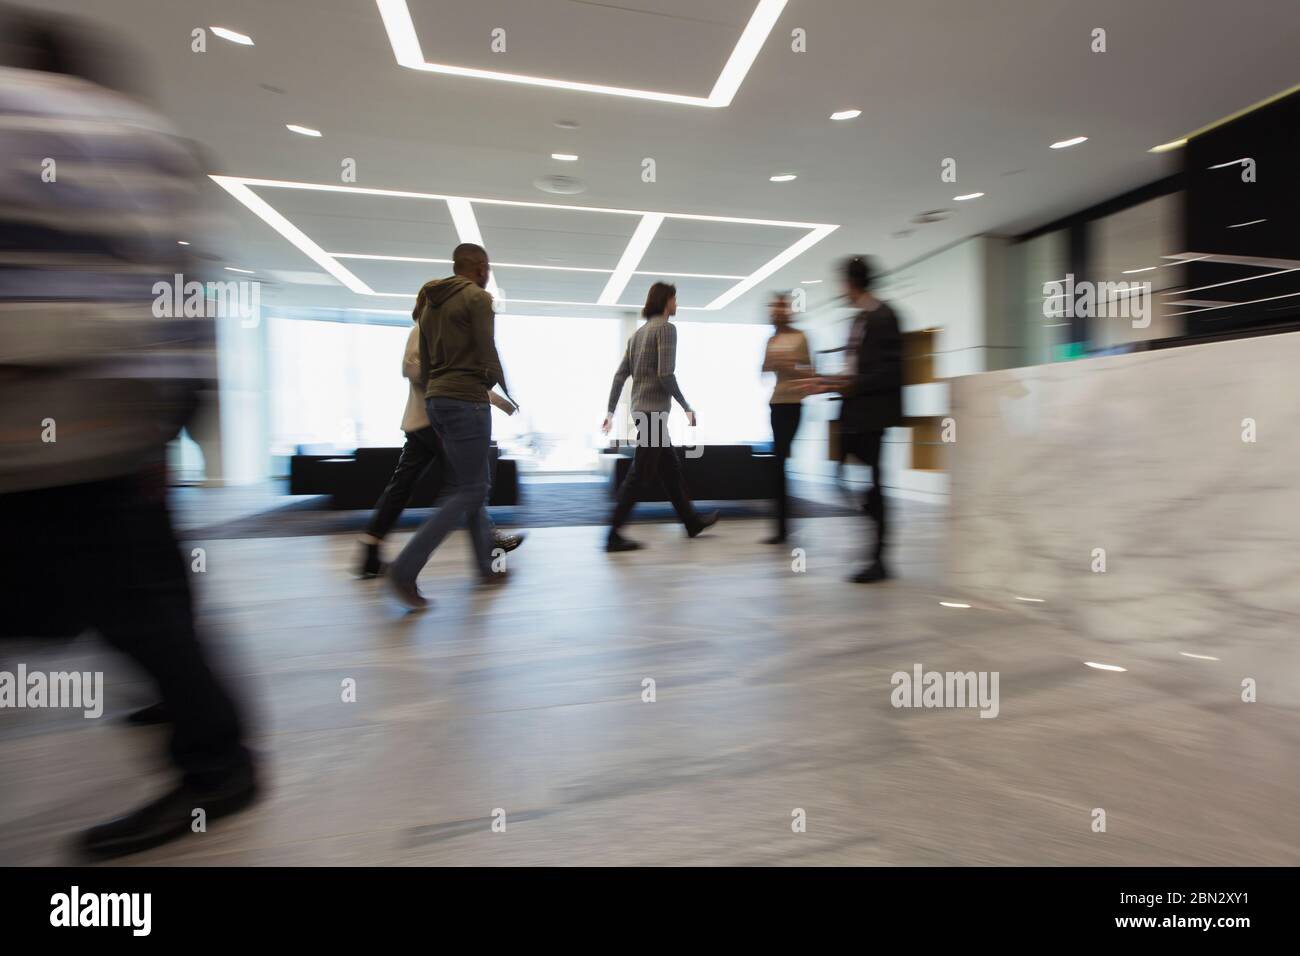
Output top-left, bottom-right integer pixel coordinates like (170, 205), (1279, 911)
(0, 469), (251, 788)
(365, 427), (443, 540)
(841, 429), (887, 563)
(769, 403), (802, 538)
(610, 414), (701, 534)
(366, 427), (501, 541)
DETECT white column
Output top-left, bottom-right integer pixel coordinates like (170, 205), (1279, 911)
(214, 309), (269, 483)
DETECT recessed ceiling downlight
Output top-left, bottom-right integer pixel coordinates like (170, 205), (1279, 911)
(211, 26), (254, 46)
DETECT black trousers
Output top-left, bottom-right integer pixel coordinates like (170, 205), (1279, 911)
(610, 414), (701, 534)
(0, 468), (250, 787)
(841, 429), (887, 563)
(365, 427), (443, 540)
(769, 403), (802, 538)
(366, 427), (501, 541)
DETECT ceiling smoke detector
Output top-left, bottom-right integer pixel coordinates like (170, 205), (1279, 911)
(534, 174), (586, 195)
(910, 209), (952, 224)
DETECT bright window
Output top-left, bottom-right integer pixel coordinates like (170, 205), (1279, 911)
(663, 320), (772, 445)
(265, 315), (778, 466)
(491, 314), (622, 471)
(267, 318), (410, 453)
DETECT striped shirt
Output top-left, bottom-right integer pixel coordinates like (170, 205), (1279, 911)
(606, 315), (691, 414)
(0, 66), (210, 493)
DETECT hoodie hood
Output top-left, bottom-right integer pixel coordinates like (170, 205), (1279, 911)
(422, 275), (478, 309)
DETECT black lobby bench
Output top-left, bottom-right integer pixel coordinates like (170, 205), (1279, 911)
(602, 443), (775, 501)
(289, 444), (518, 510)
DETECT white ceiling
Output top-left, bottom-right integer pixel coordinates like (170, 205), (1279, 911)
(25, 0), (1300, 322)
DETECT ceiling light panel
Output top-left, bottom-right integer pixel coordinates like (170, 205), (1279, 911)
(330, 259), (615, 304)
(376, 0), (787, 108)
(494, 271), (613, 306)
(265, 189), (460, 257)
(470, 203), (638, 272)
(600, 214), (664, 305)
(333, 256), (749, 302)
(210, 176), (838, 313)
(636, 216), (801, 277)
(622, 274), (736, 310)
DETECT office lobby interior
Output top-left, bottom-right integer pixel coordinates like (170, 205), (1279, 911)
(1, 0), (1298, 868)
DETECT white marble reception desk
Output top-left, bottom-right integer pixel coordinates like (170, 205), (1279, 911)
(947, 331), (1300, 648)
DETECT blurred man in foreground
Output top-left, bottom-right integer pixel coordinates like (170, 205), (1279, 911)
(0, 8), (257, 858)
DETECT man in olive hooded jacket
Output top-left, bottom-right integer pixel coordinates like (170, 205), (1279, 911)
(387, 243), (510, 609)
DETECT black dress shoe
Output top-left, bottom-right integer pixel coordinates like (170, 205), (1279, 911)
(126, 702), (170, 725)
(357, 543), (385, 579)
(492, 531), (526, 553)
(605, 531), (641, 552)
(851, 562), (889, 583)
(762, 534), (787, 546)
(79, 765), (258, 860)
(687, 510), (720, 538)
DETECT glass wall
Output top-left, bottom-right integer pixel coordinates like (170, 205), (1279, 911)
(265, 314), (776, 470)
(1008, 229), (1070, 366)
(490, 314), (622, 471)
(1088, 194), (1185, 349)
(669, 320), (772, 446)
(267, 318), (410, 454)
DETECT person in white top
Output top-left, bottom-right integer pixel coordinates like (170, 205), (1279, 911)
(357, 310), (524, 578)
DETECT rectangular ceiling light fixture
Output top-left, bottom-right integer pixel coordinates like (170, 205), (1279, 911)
(328, 254), (747, 281)
(374, 0), (787, 108)
(209, 175), (838, 312)
(599, 213), (664, 305)
(445, 196), (501, 298)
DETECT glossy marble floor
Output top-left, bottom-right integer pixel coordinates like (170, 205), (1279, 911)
(2, 503), (1297, 865)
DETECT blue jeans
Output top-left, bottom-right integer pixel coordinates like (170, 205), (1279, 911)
(390, 398), (493, 585)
